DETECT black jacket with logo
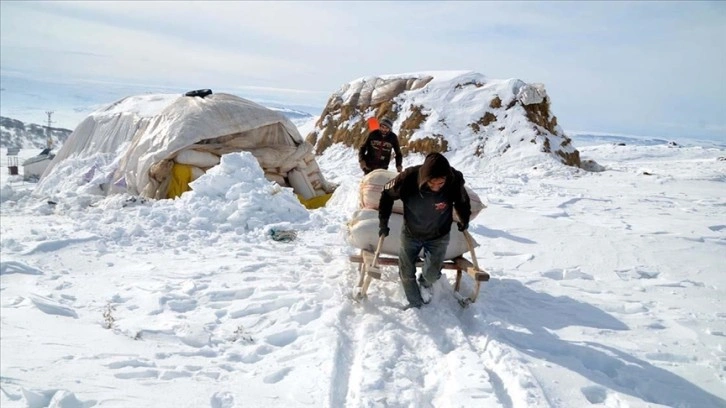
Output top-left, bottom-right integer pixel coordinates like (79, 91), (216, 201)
(358, 130), (403, 172)
(379, 153), (471, 240)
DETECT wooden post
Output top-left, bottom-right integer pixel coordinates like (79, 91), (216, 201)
(470, 281), (482, 302)
(359, 236), (384, 298)
(356, 250), (366, 288)
(454, 270), (462, 292)
(462, 230), (479, 270)
(359, 271), (374, 298)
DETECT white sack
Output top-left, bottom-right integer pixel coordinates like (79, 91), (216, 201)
(264, 172), (287, 186)
(247, 143), (313, 173)
(175, 149), (220, 168)
(190, 166), (205, 181)
(288, 168), (316, 200)
(346, 209), (476, 259)
(359, 169), (486, 219)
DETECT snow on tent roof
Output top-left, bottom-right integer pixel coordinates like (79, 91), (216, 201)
(36, 92), (333, 201)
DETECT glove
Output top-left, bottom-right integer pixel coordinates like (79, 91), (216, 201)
(359, 160), (369, 171)
(457, 221), (468, 232)
(379, 226), (390, 237)
(396, 165), (403, 173)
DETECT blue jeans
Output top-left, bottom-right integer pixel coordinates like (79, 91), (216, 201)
(398, 229), (450, 307)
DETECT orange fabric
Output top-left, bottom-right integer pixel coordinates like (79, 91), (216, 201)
(367, 117), (379, 132)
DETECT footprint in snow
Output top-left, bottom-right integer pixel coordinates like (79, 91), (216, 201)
(205, 288), (255, 302)
(106, 359), (156, 369)
(210, 391), (235, 408)
(0, 260), (44, 276)
(263, 367), (293, 384)
(22, 236), (98, 255)
(541, 268), (594, 281)
(264, 329), (298, 347)
(20, 388), (96, 408)
(113, 369), (159, 379)
(29, 294), (78, 318)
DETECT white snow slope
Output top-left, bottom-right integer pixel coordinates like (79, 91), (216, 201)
(1, 120), (725, 408)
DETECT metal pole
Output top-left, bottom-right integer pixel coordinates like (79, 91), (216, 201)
(45, 111), (54, 149)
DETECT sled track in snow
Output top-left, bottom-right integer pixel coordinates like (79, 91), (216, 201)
(327, 300), (359, 407)
(331, 262), (546, 408)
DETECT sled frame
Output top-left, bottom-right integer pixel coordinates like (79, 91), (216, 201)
(349, 249), (489, 304)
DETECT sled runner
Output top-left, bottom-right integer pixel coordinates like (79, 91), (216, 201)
(350, 230), (489, 307)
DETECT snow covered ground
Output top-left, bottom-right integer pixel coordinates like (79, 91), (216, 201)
(1, 127), (725, 407)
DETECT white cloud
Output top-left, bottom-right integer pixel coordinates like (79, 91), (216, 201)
(1, 1), (724, 140)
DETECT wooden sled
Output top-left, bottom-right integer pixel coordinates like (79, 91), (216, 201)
(349, 231), (490, 307)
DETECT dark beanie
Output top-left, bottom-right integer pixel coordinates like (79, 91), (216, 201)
(379, 118), (393, 129)
(418, 153), (451, 188)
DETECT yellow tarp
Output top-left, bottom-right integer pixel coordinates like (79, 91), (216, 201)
(167, 163), (193, 199)
(297, 193), (333, 209)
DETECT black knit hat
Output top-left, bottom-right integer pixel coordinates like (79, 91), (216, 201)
(379, 118), (393, 129)
(418, 153), (451, 188)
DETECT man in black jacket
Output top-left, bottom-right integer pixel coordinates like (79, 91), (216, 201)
(378, 153), (471, 308)
(358, 118), (403, 175)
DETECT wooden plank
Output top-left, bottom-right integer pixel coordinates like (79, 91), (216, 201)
(349, 255), (479, 272)
(349, 252), (489, 304)
(452, 257), (473, 270)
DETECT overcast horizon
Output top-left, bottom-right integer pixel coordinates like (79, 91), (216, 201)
(1, 1), (724, 141)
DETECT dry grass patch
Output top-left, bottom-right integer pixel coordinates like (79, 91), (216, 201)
(406, 135), (449, 154)
(454, 81), (484, 89)
(470, 112), (497, 133)
(541, 137), (581, 167)
(490, 97), (502, 109)
(558, 150), (581, 167)
(305, 132), (318, 147)
(375, 101), (396, 122)
(523, 99), (558, 135)
(398, 105), (428, 146)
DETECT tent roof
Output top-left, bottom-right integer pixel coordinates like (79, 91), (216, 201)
(38, 92), (306, 197)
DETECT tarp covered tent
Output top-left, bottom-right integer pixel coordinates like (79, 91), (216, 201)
(37, 91), (335, 205)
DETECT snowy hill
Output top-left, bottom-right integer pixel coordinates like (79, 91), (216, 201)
(0, 116), (72, 150)
(264, 105), (316, 125)
(569, 131), (726, 149)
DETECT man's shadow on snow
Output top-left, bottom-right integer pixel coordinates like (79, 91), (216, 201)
(457, 279), (725, 408)
(469, 225), (536, 245)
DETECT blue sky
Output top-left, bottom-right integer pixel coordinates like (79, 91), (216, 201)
(1, 1), (724, 141)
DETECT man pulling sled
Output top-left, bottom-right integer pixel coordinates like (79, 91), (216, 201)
(348, 152), (489, 309)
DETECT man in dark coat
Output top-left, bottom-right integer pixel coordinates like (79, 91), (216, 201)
(378, 153), (471, 308)
(358, 118), (403, 175)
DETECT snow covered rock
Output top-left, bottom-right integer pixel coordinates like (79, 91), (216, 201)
(306, 71), (582, 168)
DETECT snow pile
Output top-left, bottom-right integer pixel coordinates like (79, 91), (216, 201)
(13, 151), (310, 248)
(180, 151), (310, 231)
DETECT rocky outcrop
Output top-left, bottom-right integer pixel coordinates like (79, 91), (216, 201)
(306, 71), (582, 168)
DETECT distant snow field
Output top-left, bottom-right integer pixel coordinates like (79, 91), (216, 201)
(1, 122), (725, 407)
